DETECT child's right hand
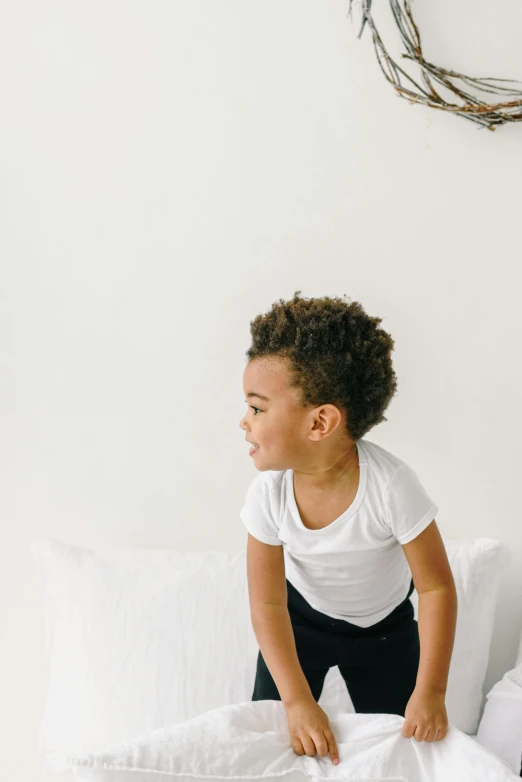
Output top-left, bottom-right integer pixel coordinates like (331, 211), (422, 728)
(284, 695), (340, 765)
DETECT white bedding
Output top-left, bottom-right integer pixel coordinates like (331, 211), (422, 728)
(66, 700), (519, 782)
(32, 537), (509, 774)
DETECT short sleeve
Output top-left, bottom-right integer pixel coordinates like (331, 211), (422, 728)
(240, 473), (282, 546)
(384, 464), (439, 545)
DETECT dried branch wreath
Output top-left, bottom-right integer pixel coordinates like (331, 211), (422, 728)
(348, 0), (522, 130)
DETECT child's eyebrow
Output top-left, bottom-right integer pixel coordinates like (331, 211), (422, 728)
(245, 392), (271, 402)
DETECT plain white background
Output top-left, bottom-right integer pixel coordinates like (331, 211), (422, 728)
(2, 1), (522, 779)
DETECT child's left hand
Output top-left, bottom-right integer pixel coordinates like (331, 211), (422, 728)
(401, 688), (448, 742)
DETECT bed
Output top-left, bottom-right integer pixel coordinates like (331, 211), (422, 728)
(31, 537), (522, 780)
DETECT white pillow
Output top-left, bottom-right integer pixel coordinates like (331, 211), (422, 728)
(31, 541), (259, 773)
(517, 633), (522, 667)
(411, 537), (510, 736)
(476, 657), (522, 775)
(66, 701), (519, 782)
(31, 537), (509, 773)
(321, 537), (510, 736)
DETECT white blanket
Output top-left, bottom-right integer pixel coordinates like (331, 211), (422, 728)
(65, 700), (519, 782)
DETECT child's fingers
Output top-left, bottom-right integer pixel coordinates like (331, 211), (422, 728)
(324, 728), (340, 764)
(291, 736), (305, 755)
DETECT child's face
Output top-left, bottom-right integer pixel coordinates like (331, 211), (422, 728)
(240, 357), (307, 471)
(241, 356), (352, 472)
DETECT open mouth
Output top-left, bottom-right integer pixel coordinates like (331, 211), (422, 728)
(249, 444), (260, 456)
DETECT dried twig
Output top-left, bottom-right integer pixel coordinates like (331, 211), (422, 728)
(348, 0), (522, 130)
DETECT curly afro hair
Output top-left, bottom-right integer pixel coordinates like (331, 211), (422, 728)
(245, 291), (398, 442)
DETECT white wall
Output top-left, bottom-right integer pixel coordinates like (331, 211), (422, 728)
(2, 1), (522, 779)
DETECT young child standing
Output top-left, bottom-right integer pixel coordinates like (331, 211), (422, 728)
(239, 291), (457, 766)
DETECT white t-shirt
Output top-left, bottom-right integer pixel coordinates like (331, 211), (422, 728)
(240, 438), (439, 628)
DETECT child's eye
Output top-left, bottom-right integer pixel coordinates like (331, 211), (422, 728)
(250, 406), (261, 415)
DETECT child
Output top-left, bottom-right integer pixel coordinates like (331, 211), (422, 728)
(239, 291), (457, 766)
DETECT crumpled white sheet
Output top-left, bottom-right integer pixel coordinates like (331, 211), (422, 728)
(64, 700), (519, 782)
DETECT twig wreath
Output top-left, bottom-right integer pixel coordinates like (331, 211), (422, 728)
(348, 0), (522, 130)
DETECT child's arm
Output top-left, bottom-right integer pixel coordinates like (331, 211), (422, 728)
(246, 533), (341, 764)
(246, 533), (312, 704)
(400, 520), (458, 742)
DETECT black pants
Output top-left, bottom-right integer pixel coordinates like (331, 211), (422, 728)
(252, 578), (419, 717)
